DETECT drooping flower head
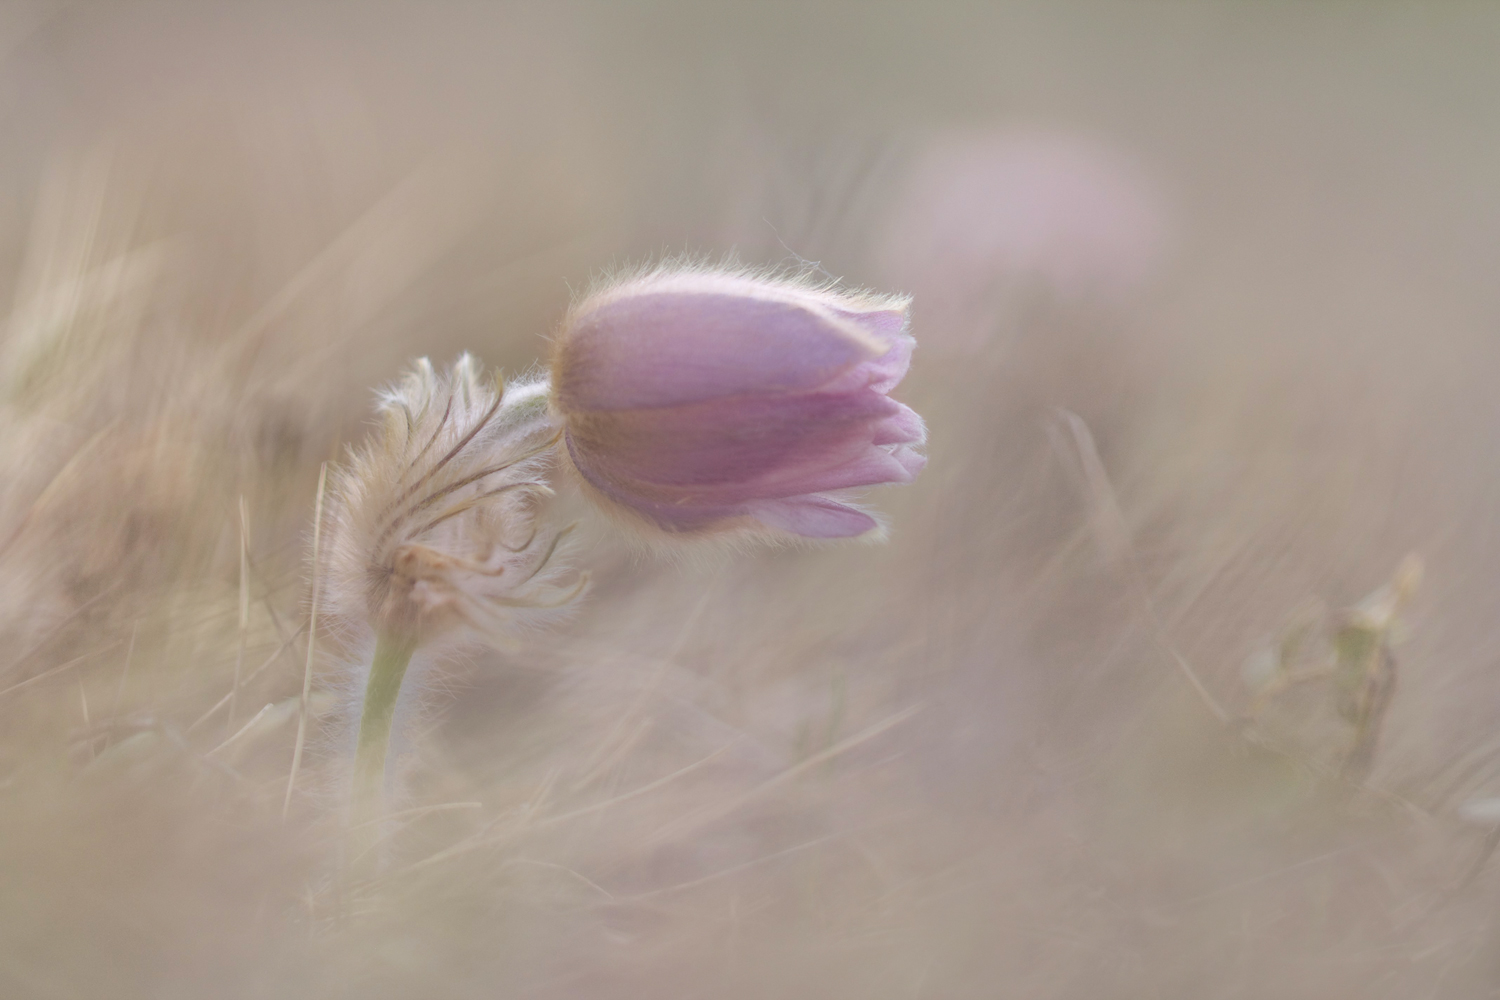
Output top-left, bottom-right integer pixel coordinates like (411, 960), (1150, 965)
(550, 266), (926, 539)
(324, 354), (583, 645)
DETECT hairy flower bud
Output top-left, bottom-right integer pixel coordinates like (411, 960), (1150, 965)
(324, 354), (582, 645)
(550, 268), (926, 538)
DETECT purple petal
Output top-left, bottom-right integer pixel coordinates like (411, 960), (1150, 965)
(746, 496), (878, 538)
(746, 446), (921, 498)
(572, 431), (920, 509)
(822, 332), (915, 396)
(566, 389), (905, 492)
(822, 299), (914, 395)
(565, 432), (744, 532)
(871, 401), (926, 446)
(893, 445), (927, 479)
(861, 332), (916, 394)
(557, 287), (884, 411)
(831, 303), (908, 341)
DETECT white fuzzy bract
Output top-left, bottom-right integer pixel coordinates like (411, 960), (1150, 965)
(323, 354), (583, 645)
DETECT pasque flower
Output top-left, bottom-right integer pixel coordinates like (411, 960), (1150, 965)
(321, 355), (582, 855)
(312, 269), (926, 867)
(550, 268), (927, 538)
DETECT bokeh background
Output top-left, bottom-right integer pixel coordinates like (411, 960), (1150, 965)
(3, 2), (1500, 996)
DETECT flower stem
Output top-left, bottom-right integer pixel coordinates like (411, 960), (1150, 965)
(350, 632), (417, 864)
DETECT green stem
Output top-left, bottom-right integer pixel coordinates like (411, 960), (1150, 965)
(350, 632), (417, 864)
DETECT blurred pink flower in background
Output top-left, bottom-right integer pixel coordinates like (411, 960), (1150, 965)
(550, 268), (926, 539)
(879, 128), (1171, 353)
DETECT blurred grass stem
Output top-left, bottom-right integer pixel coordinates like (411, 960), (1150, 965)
(283, 463), (326, 822)
(1053, 409), (1230, 725)
(229, 496), (250, 732)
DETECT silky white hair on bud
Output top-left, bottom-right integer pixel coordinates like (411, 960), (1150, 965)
(323, 353), (585, 649)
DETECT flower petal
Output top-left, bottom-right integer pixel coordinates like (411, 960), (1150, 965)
(745, 496), (879, 538)
(834, 304), (909, 342)
(566, 389), (905, 492)
(744, 445), (921, 498)
(564, 432), (743, 532)
(871, 401), (926, 446)
(570, 430), (919, 510)
(892, 444), (927, 479)
(557, 289), (883, 411)
(819, 300), (914, 395)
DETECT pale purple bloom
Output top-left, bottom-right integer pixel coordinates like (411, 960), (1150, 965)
(550, 270), (926, 538)
(879, 128), (1170, 354)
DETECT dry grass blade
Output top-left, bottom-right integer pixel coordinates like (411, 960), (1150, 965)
(0, 642), (121, 700)
(208, 702), (276, 758)
(284, 462), (327, 822)
(228, 495), (251, 732)
(534, 742), (738, 832)
(646, 704), (923, 847)
(1051, 408), (1231, 725)
(187, 621), (307, 734)
(625, 829), (855, 901)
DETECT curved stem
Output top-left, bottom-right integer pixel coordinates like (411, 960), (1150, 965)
(351, 632), (417, 865)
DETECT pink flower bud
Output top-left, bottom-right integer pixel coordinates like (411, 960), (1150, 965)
(550, 269), (926, 539)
